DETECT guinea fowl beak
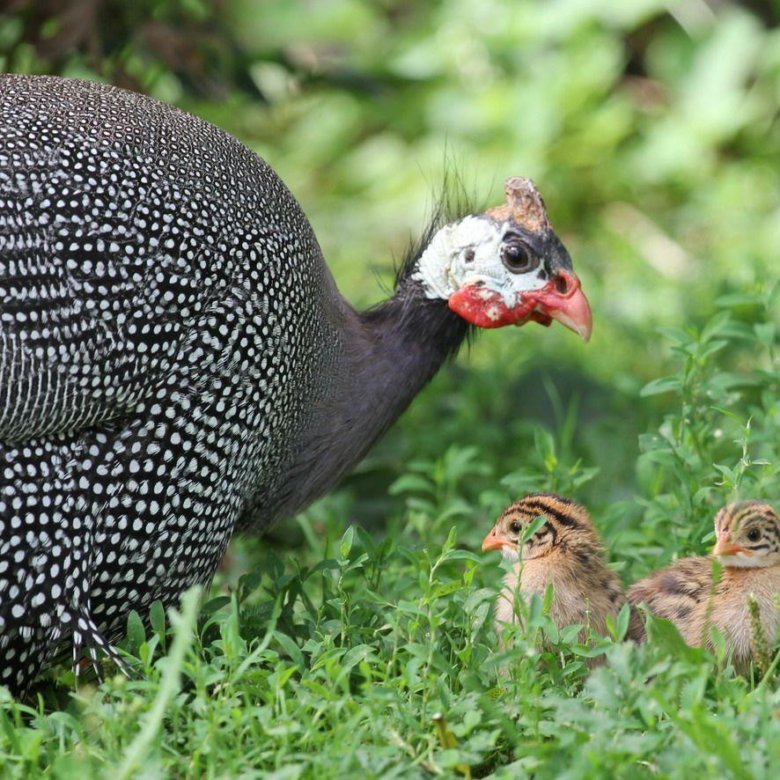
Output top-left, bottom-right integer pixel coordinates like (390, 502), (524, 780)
(712, 534), (751, 558)
(531, 271), (593, 342)
(482, 527), (509, 552)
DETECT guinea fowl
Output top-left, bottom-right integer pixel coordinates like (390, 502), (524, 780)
(628, 501), (780, 674)
(481, 493), (639, 651)
(0, 75), (592, 692)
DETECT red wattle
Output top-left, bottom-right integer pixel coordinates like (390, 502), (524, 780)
(448, 285), (535, 329)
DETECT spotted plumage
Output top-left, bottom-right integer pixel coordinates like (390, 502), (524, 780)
(482, 493), (640, 648)
(0, 74), (342, 691)
(0, 75), (591, 692)
(628, 501), (780, 673)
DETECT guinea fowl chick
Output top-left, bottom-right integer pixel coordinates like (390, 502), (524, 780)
(481, 493), (632, 645)
(628, 501), (780, 674)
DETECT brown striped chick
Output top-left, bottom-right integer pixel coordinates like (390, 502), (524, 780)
(482, 493), (636, 646)
(628, 501), (780, 674)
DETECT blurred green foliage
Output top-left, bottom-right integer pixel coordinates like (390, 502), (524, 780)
(1, 0), (780, 775)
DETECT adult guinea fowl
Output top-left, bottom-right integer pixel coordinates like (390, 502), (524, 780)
(0, 74), (592, 693)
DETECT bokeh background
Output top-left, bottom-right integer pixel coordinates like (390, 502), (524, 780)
(2, 0), (779, 571)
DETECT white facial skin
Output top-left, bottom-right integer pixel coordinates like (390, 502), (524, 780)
(412, 216), (550, 306)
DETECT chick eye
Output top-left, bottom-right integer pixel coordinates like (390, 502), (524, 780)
(747, 528), (761, 542)
(501, 240), (538, 274)
(510, 521), (521, 534)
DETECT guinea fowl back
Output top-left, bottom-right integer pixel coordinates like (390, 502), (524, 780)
(0, 75), (346, 689)
(0, 75), (338, 439)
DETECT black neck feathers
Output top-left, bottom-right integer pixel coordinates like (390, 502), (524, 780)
(360, 281), (472, 370)
(243, 222), (475, 530)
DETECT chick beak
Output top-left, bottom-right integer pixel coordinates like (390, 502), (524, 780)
(482, 527), (509, 552)
(712, 533), (750, 558)
(532, 271), (593, 342)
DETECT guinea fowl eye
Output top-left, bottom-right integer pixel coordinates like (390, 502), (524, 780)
(747, 528), (761, 542)
(510, 521), (521, 534)
(501, 240), (538, 274)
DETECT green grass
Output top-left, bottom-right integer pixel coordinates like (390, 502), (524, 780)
(2, 0), (780, 777)
(1, 300), (779, 777)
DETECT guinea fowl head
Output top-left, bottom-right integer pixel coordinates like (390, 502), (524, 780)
(411, 177), (592, 340)
(481, 492), (601, 563)
(711, 501), (780, 568)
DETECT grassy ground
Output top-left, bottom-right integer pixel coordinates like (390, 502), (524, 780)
(1, 270), (778, 780)
(2, 0), (780, 777)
